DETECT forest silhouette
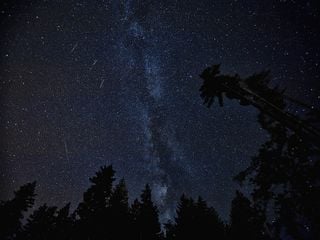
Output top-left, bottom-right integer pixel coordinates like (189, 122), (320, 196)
(1, 65), (319, 240)
(0, 166), (228, 240)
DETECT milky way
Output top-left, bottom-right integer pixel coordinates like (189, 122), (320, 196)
(110, 1), (195, 220)
(1, 0), (319, 221)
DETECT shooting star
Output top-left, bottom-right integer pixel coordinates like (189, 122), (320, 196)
(89, 59), (98, 71)
(99, 78), (105, 89)
(70, 42), (78, 53)
(92, 59), (98, 66)
(63, 138), (70, 163)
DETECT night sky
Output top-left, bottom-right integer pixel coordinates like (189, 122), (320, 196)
(1, 0), (319, 222)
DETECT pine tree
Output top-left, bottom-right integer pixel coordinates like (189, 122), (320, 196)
(195, 197), (225, 240)
(199, 64), (320, 239)
(54, 203), (73, 240)
(164, 220), (176, 240)
(21, 203), (73, 240)
(77, 165), (115, 216)
(134, 184), (162, 240)
(170, 194), (226, 240)
(130, 198), (142, 240)
(0, 182), (36, 239)
(75, 165), (115, 239)
(22, 204), (57, 240)
(229, 191), (267, 240)
(108, 178), (132, 239)
(109, 178), (129, 212)
(174, 195), (196, 240)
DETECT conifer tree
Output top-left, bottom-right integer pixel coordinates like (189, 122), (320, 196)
(109, 178), (132, 239)
(199, 64), (320, 239)
(21, 203), (73, 240)
(22, 204), (57, 240)
(229, 191), (267, 240)
(168, 194), (226, 240)
(134, 184), (162, 240)
(54, 203), (73, 240)
(0, 182), (36, 240)
(75, 165), (115, 239)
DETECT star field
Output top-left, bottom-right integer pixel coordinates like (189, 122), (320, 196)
(1, 0), (319, 221)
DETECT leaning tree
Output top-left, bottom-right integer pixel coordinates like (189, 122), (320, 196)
(199, 64), (320, 239)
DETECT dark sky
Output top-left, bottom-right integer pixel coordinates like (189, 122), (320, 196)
(1, 0), (319, 222)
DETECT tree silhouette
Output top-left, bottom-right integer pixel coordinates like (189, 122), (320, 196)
(20, 203), (73, 240)
(1, 165), (280, 240)
(235, 117), (320, 239)
(166, 194), (226, 240)
(199, 64), (320, 144)
(229, 191), (268, 240)
(22, 204), (56, 240)
(195, 196), (226, 240)
(54, 203), (73, 240)
(167, 194), (194, 240)
(108, 178), (132, 239)
(199, 64), (320, 239)
(77, 165), (115, 215)
(132, 184), (162, 240)
(0, 182), (36, 240)
(75, 165), (115, 239)
(130, 198), (142, 240)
